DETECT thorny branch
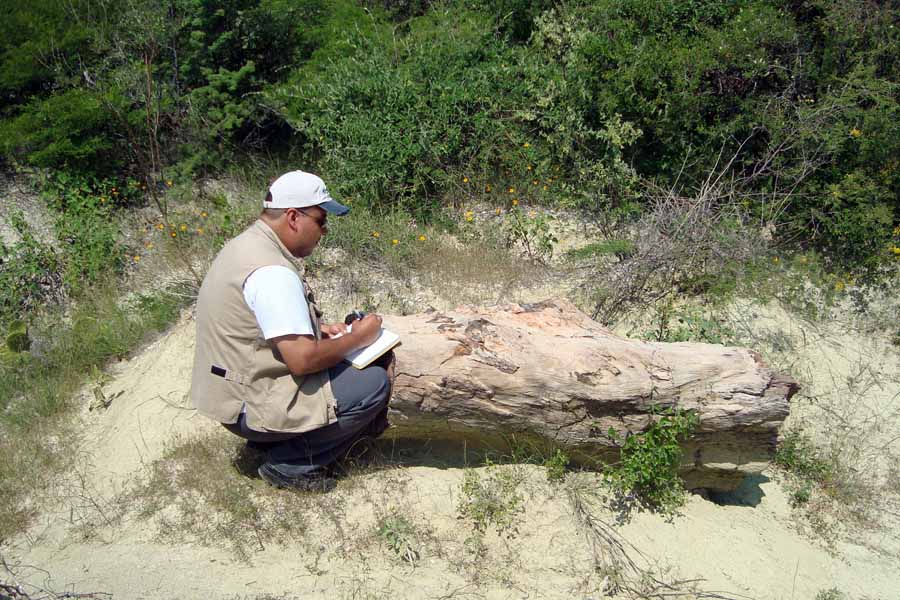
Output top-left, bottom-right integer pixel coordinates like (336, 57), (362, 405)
(565, 480), (752, 600)
(0, 554), (111, 600)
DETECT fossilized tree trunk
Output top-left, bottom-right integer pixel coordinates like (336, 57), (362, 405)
(383, 299), (797, 493)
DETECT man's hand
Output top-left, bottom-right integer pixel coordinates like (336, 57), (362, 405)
(272, 313), (383, 376)
(352, 313), (382, 347)
(320, 322), (349, 338)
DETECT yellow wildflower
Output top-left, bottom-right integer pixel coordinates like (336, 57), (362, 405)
(372, 231), (380, 238)
(532, 179), (539, 185)
(892, 246), (900, 255)
(799, 256), (808, 264)
(834, 280), (845, 292)
(495, 208), (502, 215)
(463, 177), (469, 183)
(180, 224), (187, 232)
(201, 211), (208, 218)
(543, 185), (549, 191)
(526, 165), (532, 171)
(528, 211), (537, 218)
(156, 223), (164, 230)
(772, 256), (780, 264)
(196, 228), (204, 235)
(523, 142), (530, 148)
(145, 243), (154, 249)
(508, 187), (515, 194)
(512, 198), (519, 206)
(133, 255), (141, 262)
(465, 211), (474, 222)
(392, 239), (399, 245)
(849, 128), (861, 138)
(166, 180), (173, 187)
(893, 226), (900, 235)
(170, 232), (177, 238)
(418, 234), (427, 241)
(485, 184), (492, 193)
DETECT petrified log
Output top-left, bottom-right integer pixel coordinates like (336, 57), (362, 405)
(384, 298), (797, 493)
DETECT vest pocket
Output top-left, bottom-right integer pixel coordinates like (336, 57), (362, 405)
(210, 364), (247, 385)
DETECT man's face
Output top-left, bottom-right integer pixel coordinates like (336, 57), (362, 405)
(287, 206), (328, 257)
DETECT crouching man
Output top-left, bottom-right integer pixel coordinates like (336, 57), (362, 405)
(190, 170), (391, 492)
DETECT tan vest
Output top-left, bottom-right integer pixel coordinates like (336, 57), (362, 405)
(190, 219), (338, 433)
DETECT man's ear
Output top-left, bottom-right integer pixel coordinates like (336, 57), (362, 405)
(285, 208), (301, 232)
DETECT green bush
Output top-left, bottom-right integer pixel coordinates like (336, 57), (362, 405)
(605, 406), (699, 514)
(174, 0), (323, 172)
(543, 449), (569, 484)
(645, 306), (737, 345)
(40, 173), (128, 294)
(270, 6), (543, 212)
(457, 462), (525, 537)
(775, 429), (833, 484)
(0, 213), (63, 324)
(0, 89), (125, 172)
(375, 513), (420, 563)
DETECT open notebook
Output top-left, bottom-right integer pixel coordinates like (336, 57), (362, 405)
(341, 326), (401, 369)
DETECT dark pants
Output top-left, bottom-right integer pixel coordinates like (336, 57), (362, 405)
(223, 360), (391, 478)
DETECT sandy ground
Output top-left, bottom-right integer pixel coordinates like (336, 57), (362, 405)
(5, 287), (899, 600)
(2, 197), (899, 599)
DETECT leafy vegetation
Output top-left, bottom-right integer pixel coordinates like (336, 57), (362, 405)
(774, 428), (836, 507)
(374, 513), (420, 564)
(457, 462), (525, 537)
(0, 0), (893, 270)
(605, 407), (699, 514)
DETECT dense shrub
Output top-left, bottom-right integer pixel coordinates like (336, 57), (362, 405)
(529, 0), (898, 272)
(0, 0), (896, 269)
(0, 0), (323, 175)
(270, 6), (539, 211)
(0, 214), (63, 324)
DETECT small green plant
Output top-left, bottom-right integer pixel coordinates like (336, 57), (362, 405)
(503, 206), (557, 263)
(0, 212), (64, 323)
(605, 407), (699, 514)
(544, 449), (570, 483)
(645, 304), (737, 345)
(457, 462), (525, 537)
(789, 482), (813, 507)
(775, 430), (833, 483)
(814, 588), (847, 600)
(375, 513), (420, 564)
(774, 428), (844, 511)
(4, 320), (30, 353)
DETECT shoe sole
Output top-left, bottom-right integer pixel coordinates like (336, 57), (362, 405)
(257, 464), (336, 493)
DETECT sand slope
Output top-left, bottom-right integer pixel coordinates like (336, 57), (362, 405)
(7, 299), (900, 599)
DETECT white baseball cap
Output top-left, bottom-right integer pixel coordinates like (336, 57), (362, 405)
(265, 170), (350, 215)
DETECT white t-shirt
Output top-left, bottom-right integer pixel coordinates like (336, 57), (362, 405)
(242, 265), (314, 340)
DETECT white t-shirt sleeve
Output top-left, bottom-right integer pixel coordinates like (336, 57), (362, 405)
(242, 265), (314, 340)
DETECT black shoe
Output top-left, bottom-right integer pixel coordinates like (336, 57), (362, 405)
(257, 463), (337, 493)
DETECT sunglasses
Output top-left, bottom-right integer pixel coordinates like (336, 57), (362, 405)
(294, 208), (328, 231)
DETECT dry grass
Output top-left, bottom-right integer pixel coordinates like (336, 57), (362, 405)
(413, 235), (542, 308)
(127, 433), (349, 560)
(126, 431), (425, 562)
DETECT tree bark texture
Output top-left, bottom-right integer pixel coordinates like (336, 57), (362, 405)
(384, 299), (798, 493)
